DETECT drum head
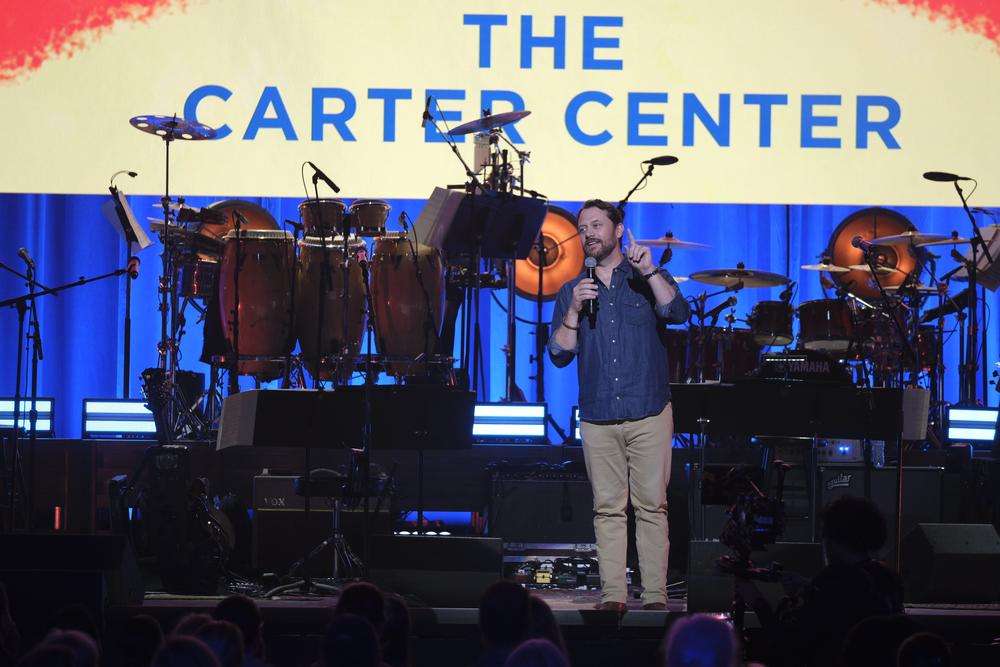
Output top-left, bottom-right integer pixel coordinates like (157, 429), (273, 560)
(514, 205), (584, 301)
(825, 207), (923, 301)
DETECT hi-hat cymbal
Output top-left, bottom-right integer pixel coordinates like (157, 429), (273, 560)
(848, 264), (900, 274)
(802, 261), (850, 273)
(689, 265), (789, 288)
(448, 110), (531, 136)
(635, 233), (709, 249)
(130, 115), (218, 140)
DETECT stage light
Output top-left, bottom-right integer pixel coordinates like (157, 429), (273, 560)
(571, 406), (581, 442)
(0, 398), (54, 436)
(472, 403), (547, 443)
(946, 407), (999, 442)
(82, 399), (157, 439)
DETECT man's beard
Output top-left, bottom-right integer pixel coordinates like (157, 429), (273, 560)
(584, 238), (615, 262)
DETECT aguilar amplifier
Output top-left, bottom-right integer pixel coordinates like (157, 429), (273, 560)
(251, 475), (394, 575)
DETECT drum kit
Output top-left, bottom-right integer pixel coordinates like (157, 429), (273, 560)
(126, 110), (986, 442)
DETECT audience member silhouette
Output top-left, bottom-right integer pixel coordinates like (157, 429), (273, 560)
(333, 583), (386, 636)
(151, 636), (221, 667)
(214, 595), (270, 667)
(740, 496), (904, 666)
(503, 639), (568, 667)
(321, 614), (381, 667)
(662, 614), (738, 667)
(41, 629), (98, 667)
(471, 581), (532, 667)
(896, 631), (952, 667)
(110, 614), (163, 667)
(525, 597), (566, 658)
(380, 594), (410, 667)
(839, 614), (922, 667)
(194, 620), (245, 667)
(172, 613), (214, 637)
(14, 645), (73, 667)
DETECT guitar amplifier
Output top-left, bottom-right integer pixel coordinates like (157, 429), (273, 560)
(251, 474), (394, 575)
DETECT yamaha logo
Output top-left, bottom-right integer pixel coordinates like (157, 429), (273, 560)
(826, 472), (853, 491)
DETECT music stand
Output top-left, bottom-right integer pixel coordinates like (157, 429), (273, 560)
(103, 186), (152, 398)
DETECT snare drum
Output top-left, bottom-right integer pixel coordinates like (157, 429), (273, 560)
(299, 199), (346, 236)
(749, 300), (793, 347)
(370, 233), (445, 375)
(218, 229), (296, 379)
(295, 236), (368, 381)
(350, 199), (391, 237)
(797, 299), (854, 353)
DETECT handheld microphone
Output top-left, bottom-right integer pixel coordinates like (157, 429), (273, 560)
(584, 256), (598, 317)
(421, 96), (432, 129)
(17, 247), (35, 270)
(127, 256), (140, 279)
(923, 171), (972, 182)
(642, 155), (679, 166)
(307, 161), (341, 193)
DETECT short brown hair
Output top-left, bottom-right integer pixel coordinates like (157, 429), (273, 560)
(577, 199), (623, 226)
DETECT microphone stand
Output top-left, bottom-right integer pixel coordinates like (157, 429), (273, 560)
(951, 181), (993, 405)
(617, 162), (656, 215)
(1, 265), (133, 532)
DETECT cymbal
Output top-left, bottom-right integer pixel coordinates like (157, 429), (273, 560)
(689, 266), (789, 288)
(448, 110), (531, 136)
(884, 282), (936, 293)
(130, 115), (218, 140)
(870, 230), (947, 246)
(848, 264), (900, 274)
(801, 261), (850, 273)
(917, 235), (972, 247)
(674, 276), (690, 283)
(635, 233), (709, 249)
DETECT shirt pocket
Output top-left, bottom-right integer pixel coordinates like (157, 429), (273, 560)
(622, 297), (654, 326)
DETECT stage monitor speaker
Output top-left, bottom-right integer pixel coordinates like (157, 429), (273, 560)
(487, 477), (595, 544)
(687, 540), (824, 613)
(368, 535), (502, 607)
(0, 534), (142, 641)
(900, 523), (1000, 603)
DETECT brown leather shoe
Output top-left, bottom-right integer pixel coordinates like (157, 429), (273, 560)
(642, 602), (667, 611)
(596, 601), (627, 613)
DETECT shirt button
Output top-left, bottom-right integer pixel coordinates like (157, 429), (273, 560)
(617, 396), (621, 400)
(615, 378), (619, 382)
(613, 358), (617, 363)
(611, 339), (616, 344)
(610, 302), (614, 307)
(610, 319), (614, 324)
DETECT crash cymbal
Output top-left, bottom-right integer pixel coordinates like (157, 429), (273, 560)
(801, 261), (850, 273)
(917, 234), (972, 247)
(870, 230), (949, 246)
(689, 264), (789, 288)
(674, 276), (689, 283)
(884, 282), (936, 293)
(130, 114), (218, 140)
(848, 264), (900, 274)
(635, 233), (709, 249)
(514, 206), (584, 301)
(448, 110), (531, 136)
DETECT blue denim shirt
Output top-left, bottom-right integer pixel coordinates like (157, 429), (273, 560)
(548, 260), (690, 422)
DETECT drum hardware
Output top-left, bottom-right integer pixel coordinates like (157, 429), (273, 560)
(130, 113), (219, 441)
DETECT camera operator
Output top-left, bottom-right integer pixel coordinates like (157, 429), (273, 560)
(736, 496), (904, 667)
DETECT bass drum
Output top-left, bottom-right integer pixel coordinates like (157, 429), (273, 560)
(826, 207), (919, 302)
(370, 233), (446, 376)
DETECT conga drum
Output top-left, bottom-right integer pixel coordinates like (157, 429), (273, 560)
(299, 199), (347, 236)
(370, 233), (445, 376)
(218, 230), (295, 379)
(295, 236), (368, 381)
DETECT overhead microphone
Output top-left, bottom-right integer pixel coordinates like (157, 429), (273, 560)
(421, 96), (433, 129)
(851, 235), (876, 253)
(642, 155), (679, 166)
(705, 295), (737, 321)
(307, 161), (341, 193)
(17, 247), (35, 270)
(584, 256), (598, 318)
(923, 171), (972, 182)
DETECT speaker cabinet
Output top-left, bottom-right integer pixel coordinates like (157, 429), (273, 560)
(901, 523), (1000, 603)
(368, 535), (503, 607)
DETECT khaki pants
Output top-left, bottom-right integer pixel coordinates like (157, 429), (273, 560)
(580, 402), (673, 605)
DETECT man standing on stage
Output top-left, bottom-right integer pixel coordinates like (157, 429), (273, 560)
(548, 199), (690, 611)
